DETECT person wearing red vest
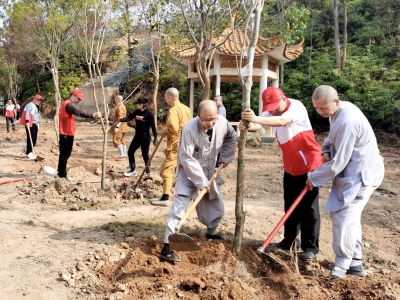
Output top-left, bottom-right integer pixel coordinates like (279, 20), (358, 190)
(240, 87), (322, 261)
(57, 89), (101, 180)
(4, 99), (16, 133)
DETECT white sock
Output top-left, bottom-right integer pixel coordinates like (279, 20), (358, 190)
(117, 145), (124, 156)
(123, 145), (127, 157)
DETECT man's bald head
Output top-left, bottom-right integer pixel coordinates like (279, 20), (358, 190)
(165, 88), (179, 105)
(197, 100), (218, 131)
(312, 85), (340, 118)
(198, 100), (218, 115)
(114, 95), (123, 104)
(312, 85), (339, 104)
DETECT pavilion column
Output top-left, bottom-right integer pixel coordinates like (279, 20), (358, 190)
(272, 63), (280, 87)
(212, 54), (221, 98)
(259, 55), (273, 137)
(189, 78), (194, 118)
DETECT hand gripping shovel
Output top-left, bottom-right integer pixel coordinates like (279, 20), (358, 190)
(27, 126), (44, 162)
(168, 164), (224, 252)
(133, 136), (164, 191)
(257, 185), (310, 256)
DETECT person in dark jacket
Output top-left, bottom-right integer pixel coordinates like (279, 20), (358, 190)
(57, 89), (101, 180)
(114, 97), (157, 176)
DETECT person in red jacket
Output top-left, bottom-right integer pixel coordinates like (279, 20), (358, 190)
(241, 87), (322, 261)
(57, 89), (101, 180)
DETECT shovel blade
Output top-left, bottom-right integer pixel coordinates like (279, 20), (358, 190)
(35, 156), (45, 162)
(168, 233), (201, 252)
(256, 246), (287, 270)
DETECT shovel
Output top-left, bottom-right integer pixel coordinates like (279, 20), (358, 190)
(168, 164), (225, 252)
(133, 135), (164, 190)
(257, 186), (309, 256)
(27, 125), (44, 162)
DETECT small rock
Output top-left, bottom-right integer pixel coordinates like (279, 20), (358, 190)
(380, 268), (391, 275)
(364, 242), (371, 248)
(158, 287), (166, 292)
(68, 279), (76, 287)
(125, 230), (133, 237)
(154, 266), (173, 277)
(120, 242), (130, 249)
(95, 260), (105, 271)
(118, 283), (127, 292)
(177, 292), (184, 298)
(125, 237), (135, 242)
(60, 271), (71, 282)
(166, 284), (173, 290)
(76, 262), (85, 271)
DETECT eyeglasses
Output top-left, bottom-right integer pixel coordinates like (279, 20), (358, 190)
(199, 116), (219, 123)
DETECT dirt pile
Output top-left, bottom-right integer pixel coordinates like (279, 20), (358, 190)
(62, 237), (400, 300)
(117, 175), (163, 201)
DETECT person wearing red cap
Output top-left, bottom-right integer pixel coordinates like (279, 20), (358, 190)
(57, 89), (102, 180)
(240, 87), (322, 261)
(21, 94), (42, 158)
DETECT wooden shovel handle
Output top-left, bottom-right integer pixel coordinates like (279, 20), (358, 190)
(175, 164), (225, 232)
(26, 125), (36, 158)
(133, 135), (164, 190)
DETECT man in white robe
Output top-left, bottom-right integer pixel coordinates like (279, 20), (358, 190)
(160, 100), (236, 262)
(306, 85), (384, 279)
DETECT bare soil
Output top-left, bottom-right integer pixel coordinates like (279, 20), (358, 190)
(0, 119), (399, 300)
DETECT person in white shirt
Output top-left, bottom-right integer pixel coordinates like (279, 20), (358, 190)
(4, 100), (16, 133)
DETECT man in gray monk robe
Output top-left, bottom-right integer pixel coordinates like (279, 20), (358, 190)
(160, 100), (237, 262)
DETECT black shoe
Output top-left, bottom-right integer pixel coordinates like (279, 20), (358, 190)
(146, 166), (151, 174)
(205, 233), (224, 241)
(270, 240), (301, 252)
(159, 244), (181, 262)
(299, 251), (317, 261)
(160, 194), (169, 201)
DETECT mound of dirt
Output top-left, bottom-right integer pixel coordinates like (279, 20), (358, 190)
(61, 237), (400, 300)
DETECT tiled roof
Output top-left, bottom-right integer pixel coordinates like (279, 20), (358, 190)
(168, 28), (303, 61)
(283, 37), (305, 60)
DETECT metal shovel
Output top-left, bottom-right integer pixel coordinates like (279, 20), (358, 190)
(168, 164), (224, 251)
(257, 186), (309, 256)
(27, 126), (44, 162)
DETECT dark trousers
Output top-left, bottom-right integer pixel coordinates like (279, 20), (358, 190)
(6, 117), (16, 132)
(25, 124), (38, 154)
(128, 134), (151, 172)
(282, 172), (320, 254)
(16, 111), (20, 120)
(58, 134), (74, 178)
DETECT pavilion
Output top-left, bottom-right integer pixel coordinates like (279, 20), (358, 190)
(168, 26), (304, 137)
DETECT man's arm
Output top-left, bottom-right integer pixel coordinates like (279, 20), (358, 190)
(308, 121), (358, 187)
(166, 108), (179, 135)
(65, 102), (94, 118)
(118, 111), (137, 123)
(149, 111), (157, 140)
(241, 109), (292, 127)
(178, 127), (209, 190)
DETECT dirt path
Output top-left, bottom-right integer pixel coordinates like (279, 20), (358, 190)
(0, 120), (399, 299)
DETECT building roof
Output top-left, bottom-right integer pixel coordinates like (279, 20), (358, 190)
(168, 27), (304, 62)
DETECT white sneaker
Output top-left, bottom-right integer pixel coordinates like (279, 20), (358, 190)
(124, 170), (137, 177)
(27, 152), (36, 160)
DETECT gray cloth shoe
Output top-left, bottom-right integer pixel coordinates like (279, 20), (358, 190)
(347, 265), (367, 277)
(150, 200), (170, 207)
(298, 251), (317, 261)
(326, 265), (367, 277)
(330, 266), (347, 279)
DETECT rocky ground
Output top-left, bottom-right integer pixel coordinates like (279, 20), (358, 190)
(0, 119), (399, 300)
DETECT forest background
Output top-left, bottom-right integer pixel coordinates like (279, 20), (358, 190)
(0, 0), (399, 134)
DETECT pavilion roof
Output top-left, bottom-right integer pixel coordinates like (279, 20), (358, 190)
(168, 27), (304, 61)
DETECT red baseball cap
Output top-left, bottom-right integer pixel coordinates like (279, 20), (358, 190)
(34, 94), (42, 100)
(262, 87), (285, 112)
(71, 89), (85, 101)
